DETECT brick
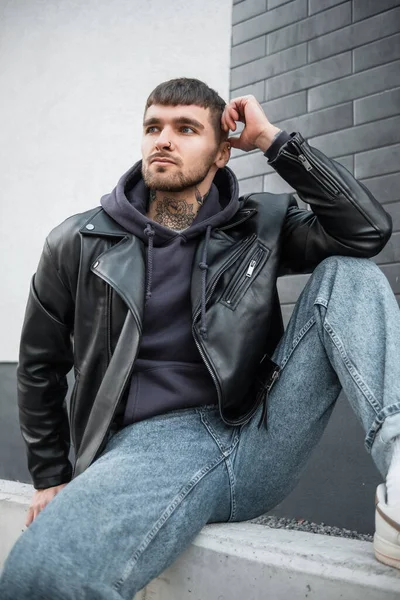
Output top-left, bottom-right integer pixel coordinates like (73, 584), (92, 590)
(308, 60), (400, 111)
(309, 115), (400, 158)
(277, 273), (310, 303)
(230, 80), (265, 101)
(309, 0), (346, 16)
(276, 102), (353, 139)
(261, 91), (307, 123)
(267, 52), (352, 100)
(372, 232), (400, 265)
(237, 176), (264, 196)
(355, 144), (400, 179)
(230, 146), (255, 160)
(308, 7), (400, 62)
(385, 201), (400, 232)
(354, 87), (400, 125)
(353, 0), (400, 22)
(231, 36), (266, 68)
(231, 42), (307, 89)
(233, 0), (266, 25)
(268, 0), (293, 9)
(263, 171), (296, 194)
(353, 33), (400, 72)
(381, 264), (400, 294)
(268, 2), (351, 54)
(232, 0), (307, 45)
(359, 173), (400, 205)
(230, 151), (275, 180)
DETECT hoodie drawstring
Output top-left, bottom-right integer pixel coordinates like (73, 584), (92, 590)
(199, 225), (212, 340)
(144, 223), (155, 302)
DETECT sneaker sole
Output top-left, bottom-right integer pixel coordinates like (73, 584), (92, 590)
(374, 532), (400, 570)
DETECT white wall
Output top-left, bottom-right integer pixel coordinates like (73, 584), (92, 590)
(0, 0), (232, 361)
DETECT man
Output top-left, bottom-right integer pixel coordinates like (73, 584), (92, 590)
(1, 77), (399, 598)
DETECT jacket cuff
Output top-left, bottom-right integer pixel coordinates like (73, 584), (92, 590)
(264, 130), (292, 162)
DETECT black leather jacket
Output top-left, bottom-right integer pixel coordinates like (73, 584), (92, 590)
(17, 132), (392, 489)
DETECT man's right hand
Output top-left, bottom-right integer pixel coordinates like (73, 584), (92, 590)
(25, 483), (69, 527)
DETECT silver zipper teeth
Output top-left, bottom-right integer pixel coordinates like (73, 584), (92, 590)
(224, 248), (263, 304)
(284, 139), (342, 196)
(281, 149), (340, 197)
(192, 234), (259, 425)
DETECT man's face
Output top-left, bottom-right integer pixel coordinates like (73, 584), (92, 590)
(141, 104), (221, 192)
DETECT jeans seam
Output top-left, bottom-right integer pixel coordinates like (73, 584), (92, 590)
(112, 453), (227, 592)
(279, 316), (316, 371)
(225, 456), (238, 522)
(199, 411), (240, 522)
(323, 318), (381, 415)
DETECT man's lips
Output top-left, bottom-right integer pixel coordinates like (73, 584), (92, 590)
(150, 158), (176, 164)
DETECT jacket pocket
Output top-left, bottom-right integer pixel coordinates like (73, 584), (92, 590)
(220, 242), (270, 310)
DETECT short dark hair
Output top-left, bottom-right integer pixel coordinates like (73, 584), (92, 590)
(144, 77), (229, 146)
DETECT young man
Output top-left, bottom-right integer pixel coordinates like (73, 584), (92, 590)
(1, 77), (399, 598)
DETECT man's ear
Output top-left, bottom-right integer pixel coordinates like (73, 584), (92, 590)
(215, 141), (231, 168)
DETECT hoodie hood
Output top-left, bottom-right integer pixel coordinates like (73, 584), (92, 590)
(100, 159), (241, 245)
(100, 159), (241, 340)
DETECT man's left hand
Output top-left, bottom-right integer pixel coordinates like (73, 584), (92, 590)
(221, 95), (281, 153)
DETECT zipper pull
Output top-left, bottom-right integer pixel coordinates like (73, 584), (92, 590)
(246, 259), (257, 277)
(298, 154), (312, 171)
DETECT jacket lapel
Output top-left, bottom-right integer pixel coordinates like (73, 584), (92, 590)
(80, 210), (145, 322)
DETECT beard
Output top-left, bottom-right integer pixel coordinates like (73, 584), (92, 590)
(142, 149), (217, 192)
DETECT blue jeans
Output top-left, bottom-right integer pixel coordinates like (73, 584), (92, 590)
(1, 256), (400, 599)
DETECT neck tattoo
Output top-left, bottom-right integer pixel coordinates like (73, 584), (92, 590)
(148, 187), (211, 230)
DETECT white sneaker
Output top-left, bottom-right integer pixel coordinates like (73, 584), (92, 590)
(374, 483), (400, 570)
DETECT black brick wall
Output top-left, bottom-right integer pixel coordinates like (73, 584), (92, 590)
(230, 0), (400, 322)
(229, 0), (400, 532)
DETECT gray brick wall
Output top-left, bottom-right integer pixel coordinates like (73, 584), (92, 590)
(230, 0), (400, 315)
(229, 0), (400, 533)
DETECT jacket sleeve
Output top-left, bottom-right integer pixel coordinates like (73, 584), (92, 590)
(17, 238), (75, 490)
(265, 131), (393, 274)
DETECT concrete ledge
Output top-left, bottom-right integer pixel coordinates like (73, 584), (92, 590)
(1, 479), (399, 599)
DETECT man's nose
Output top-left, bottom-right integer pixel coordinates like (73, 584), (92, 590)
(155, 130), (172, 149)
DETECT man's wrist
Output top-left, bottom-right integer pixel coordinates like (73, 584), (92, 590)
(255, 126), (282, 152)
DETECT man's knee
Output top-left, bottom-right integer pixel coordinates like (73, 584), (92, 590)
(313, 255), (386, 289)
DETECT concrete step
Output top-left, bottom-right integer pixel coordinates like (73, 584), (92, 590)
(1, 479), (399, 599)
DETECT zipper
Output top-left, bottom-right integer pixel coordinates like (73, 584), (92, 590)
(280, 145), (340, 198)
(106, 285), (112, 363)
(191, 234), (257, 419)
(223, 246), (266, 306)
(192, 234), (257, 318)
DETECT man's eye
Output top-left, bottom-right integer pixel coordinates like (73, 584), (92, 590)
(181, 126), (194, 133)
(146, 126), (158, 133)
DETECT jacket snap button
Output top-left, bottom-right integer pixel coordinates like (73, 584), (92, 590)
(86, 223), (95, 230)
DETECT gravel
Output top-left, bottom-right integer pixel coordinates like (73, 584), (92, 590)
(249, 514), (373, 542)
